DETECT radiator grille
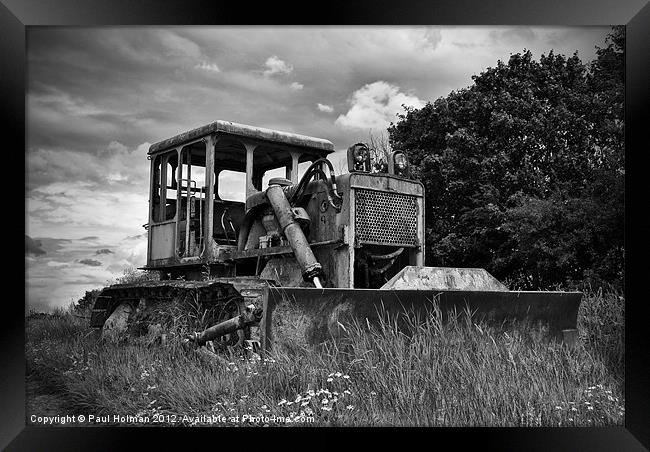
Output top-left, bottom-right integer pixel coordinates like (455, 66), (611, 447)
(354, 189), (419, 246)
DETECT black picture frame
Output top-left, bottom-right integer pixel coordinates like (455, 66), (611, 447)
(5, 0), (649, 449)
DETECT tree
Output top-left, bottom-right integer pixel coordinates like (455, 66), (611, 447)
(388, 27), (624, 289)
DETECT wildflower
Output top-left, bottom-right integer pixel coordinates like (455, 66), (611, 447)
(301, 401), (309, 407)
(555, 406), (562, 410)
(278, 399), (287, 406)
(334, 372), (342, 378)
(241, 395), (249, 399)
(346, 405), (354, 410)
(343, 375), (350, 379)
(327, 378), (334, 383)
(322, 399), (328, 405)
(587, 406), (594, 411)
(344, 390), (352, 395)
(322, 406), (332, 411)
(261, 405), (268, 409)
(328, 373), (335, 377)
(370, 391), (377, 396)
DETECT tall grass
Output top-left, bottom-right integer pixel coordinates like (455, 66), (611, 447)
(26, 288), (624, 427)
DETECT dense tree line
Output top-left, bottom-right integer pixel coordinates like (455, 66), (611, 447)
(388, 27), (624, 290)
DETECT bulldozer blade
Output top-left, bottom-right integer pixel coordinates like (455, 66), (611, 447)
(263, 287), (582, 348)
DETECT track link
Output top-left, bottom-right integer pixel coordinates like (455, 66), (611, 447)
(90, 280), (243, 329)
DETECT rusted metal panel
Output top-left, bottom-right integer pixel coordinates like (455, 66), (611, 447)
(149, 222), (176, 260)
(148, 120), (334, 155)
(382, 266), (509, 291)
(266, 287), (582, 348)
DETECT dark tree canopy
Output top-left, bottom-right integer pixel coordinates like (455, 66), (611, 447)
(388, 27), (624, 290)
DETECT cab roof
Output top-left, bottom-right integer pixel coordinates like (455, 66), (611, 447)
(148, 120), (335, 157)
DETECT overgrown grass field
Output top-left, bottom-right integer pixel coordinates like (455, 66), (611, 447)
(25, 288), (624, 427)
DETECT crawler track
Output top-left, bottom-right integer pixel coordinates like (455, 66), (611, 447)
(90, 280), (243, 329)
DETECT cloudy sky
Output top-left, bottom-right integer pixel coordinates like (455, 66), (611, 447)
(26, 26), (611, 312)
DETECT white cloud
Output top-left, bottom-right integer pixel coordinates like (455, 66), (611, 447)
(290, 82), (304, 90)
(335, 81), (425, 131)
(263, 55), (293, 76)
(195, 61), (221, 73)
(106, 140), (129, 155)
(317, 103), (334, 113)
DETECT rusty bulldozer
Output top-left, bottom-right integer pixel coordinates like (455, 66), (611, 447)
(91, 120), (582, 350)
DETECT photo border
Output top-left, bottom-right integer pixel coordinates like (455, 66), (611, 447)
(4, 0), (649, 449)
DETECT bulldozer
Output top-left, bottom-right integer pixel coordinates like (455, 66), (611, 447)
(90, 120), (582, 350)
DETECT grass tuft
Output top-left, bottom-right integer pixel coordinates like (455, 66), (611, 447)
(26, 289), (624, 426)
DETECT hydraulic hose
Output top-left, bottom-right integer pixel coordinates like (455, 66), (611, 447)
(289, 158), (342, 210)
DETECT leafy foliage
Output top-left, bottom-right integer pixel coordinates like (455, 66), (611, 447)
(388, 27), (624, 289)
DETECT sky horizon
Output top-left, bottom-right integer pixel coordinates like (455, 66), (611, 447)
(26, 26), (612, 312)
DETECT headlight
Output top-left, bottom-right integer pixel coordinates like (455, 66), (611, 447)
(347, 143), (371, 172)
(389, 150), (410, 177)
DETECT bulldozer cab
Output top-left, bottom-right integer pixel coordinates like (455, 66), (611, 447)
(145, 120), (333, 274)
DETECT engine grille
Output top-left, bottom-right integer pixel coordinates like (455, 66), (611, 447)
(354, 189), (419, 246)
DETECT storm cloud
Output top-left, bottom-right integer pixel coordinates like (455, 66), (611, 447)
(78, 259), (103, 267)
